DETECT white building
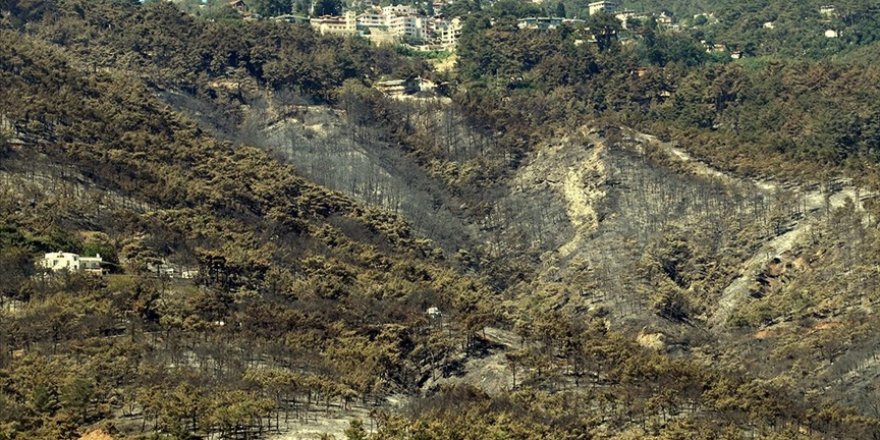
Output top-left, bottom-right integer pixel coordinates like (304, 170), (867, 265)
(432, 17), (462, 49)
(146, 259), (200, 279)
(383, 4), (417, 16)
(656, 11), (674, 27)
(518, 17), (564, 30)
(357, 6), (428, 42)
(41, 252), (103, 274)
(588, 1), (617, 16)
(310, 8), (460, 48)
(309, 11), (358, 36)
(825, 29), (839, 38)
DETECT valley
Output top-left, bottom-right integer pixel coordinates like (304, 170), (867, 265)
(2, 1), (880, 439)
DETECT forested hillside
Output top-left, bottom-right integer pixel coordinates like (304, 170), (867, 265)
(619, 0), (880, 57)
(0, 3), (491, 438)
(2, 0), (880, 439)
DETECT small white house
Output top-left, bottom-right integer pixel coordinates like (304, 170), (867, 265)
(80, 255), (103, 273)
(41, 252), (81, 272)
(825, 29), (839, 38)
(41, 252), (103, 274)
(146, 259), (200, 279)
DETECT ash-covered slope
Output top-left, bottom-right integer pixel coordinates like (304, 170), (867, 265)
(162, 86), (487, 257)
(161, 72), (880, 417)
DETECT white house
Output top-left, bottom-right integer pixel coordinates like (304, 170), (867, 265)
(825, 29), (839, 38)
(433, 17), (462, 49)
(588, 1), (617, 16)
(309, 11), (358, 36)
(80, 255), (103, 273)
(358, 6), (428, 42)
(656, 11), (674, 27)
(41, 252), (103, 274)
(146, 259), (200, 280)
(41, 252), (80, 272)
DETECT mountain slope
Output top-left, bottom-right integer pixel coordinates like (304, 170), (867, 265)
(3, 1), (880, 439)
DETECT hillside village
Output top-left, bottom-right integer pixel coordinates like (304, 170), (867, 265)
(212, 0), (850, 56)
(308, 5), (462, 49)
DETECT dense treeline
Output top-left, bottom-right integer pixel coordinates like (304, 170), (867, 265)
(4, 0), (422, 102)
(619, 0), (880, 58)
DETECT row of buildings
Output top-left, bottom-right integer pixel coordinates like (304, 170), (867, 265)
(519, 1), (677, 32)
(39, 252), (198, 279)
(309, 5), (462, 48)
(516, 16), (583, 31)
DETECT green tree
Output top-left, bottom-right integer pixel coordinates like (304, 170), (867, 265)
(555, 1), (565, 18)
(442, 0), (482, 17)
(344, 419), (368, 440)
(455, 14), (494, 79)
(246, 0), (292, 16)
(60, 376), (94, 423)
(0, 246), (34, 299)
(586, 11), (621, 52)
(651, 284), (691, 322)
(490, 0), (541, 19)
(313, 0), (341, 16)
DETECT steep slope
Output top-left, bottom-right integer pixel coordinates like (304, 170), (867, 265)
(161, 86), (486, 257)
(628, 132), (875, 329)
(0, 26), (498, 440)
